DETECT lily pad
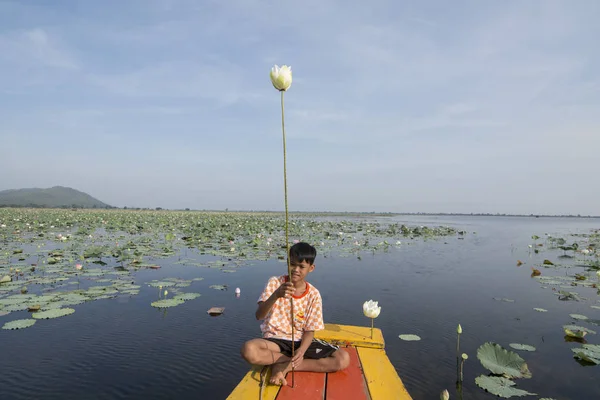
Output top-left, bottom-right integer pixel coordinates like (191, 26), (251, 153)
(150, 299), (184, 308)
(509, 343), (536, 352)
(477, 342), (532, 378)
(148, 281), (177, 288)
(571, 344), (600, 364)
(173, 292), (201, 301)
(533, 308), (548, 312)
(209, 284), (228, 291)
(570, 314), (588, 320)
(398, 334), (421, 341)
(2, 319), (36, 330)
(32, 308), (75, 319)
(475, 375), (537, 398)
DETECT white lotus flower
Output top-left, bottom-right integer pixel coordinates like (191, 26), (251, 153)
(441, 389), (450, 400)
(270, 65), (292, 91)
(457, 324), (462, 334)
(363, 300), (381, 318)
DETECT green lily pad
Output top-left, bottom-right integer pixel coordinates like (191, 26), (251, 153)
(475, 375), (536, 398)
(509, 343), (536, 352)
(209, 284), (228, 291)
(2, 319), (36, 330)
(150, 299), (184, 308)
(148, 281), (177, 288)
(398, 334), (421, 341)
(477, 342), (532, 379)
(32, 308), (75, 319)
(533, 308), (548, 312)
(571, 344), (600, 364)
(173, 292), (201, 301)
(570, 314), (588, 320)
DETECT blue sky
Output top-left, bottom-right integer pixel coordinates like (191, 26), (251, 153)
(1, 0), (598, 214)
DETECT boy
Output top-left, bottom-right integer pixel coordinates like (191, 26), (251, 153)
(240, 242), (349, 385)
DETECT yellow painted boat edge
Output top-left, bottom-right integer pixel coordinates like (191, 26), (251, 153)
(315, 323), (385, 349)
(357, 347), (413, 400)
(226, 365), (280, 400)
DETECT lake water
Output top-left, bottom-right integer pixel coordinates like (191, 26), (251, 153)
(1, 215), (599, 400)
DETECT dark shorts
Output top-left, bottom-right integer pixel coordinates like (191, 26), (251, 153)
(266, 338), (339, 359)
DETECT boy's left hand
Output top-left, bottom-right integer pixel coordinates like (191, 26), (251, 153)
(291, 349), (306, 368)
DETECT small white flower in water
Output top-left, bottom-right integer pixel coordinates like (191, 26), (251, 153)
(320, 241), (325, 246)
(293, 239), (300, 244)
(457, 324), (462, 334)
(230, 247), (235, 252)
(235, 287), (241, 294)
(229, 240), (234, 245)
(396, 241), (402, 245)
(0, 224), (5, 228)
(582, 249), (590, 255)
(159, 285), (163, 290)
(528, 244), (533, 248)
(440, 389), (450, 400)
(50, 225), (54, 228)
(338, 232), (344, 236)
(164, 290), (168, 296)
(354, 241), (360, 246)
(75, 264), (82, 270)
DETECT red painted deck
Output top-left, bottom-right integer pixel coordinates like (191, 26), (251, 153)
(275, 347), (370, 400)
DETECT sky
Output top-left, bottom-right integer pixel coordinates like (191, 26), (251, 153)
(1, 0), (599, 215)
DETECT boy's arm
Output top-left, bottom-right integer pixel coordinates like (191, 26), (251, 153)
(255, 281), (294, 320)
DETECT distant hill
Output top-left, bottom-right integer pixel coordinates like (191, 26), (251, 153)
(0, 186), (111, 209)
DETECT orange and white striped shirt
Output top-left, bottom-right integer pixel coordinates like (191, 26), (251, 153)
(257, 275), (325, 341)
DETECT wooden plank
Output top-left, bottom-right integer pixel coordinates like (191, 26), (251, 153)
(226, 365), (280, 400)
(315, 324), (384, 349)
(326, 347), (370, 400)
(276, 372), (326, 400)
(357, 347), (413, 400)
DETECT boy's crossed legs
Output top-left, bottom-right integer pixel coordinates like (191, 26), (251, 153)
(241, 338), (350, 385)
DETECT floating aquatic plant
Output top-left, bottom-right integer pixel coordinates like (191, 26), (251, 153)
(398, 334), (421, 341)
(32, 308), (75, 319)
(475, 375), (536, 398)
(151, 299), (184, 308)
(477, 342), (532, 379)
(571, 344), (600, 365)
(509, 343), (536, 352)
(2, 319), (36, 330)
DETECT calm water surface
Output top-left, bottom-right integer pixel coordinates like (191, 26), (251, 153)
(1, 216), (599, 400)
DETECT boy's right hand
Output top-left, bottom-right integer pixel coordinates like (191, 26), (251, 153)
(275, 282), (294, 299)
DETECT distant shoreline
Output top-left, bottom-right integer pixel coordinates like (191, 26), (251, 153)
(0, 206), (598, 219)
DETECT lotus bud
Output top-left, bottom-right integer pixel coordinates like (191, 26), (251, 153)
(75, 264), (83, 270)
(270, 65), (292, 91)
(462, 353), (468, 360)
(457, 324), (462, 334)
(363, 300), (381, 318)
(235, 287), (241, 294)
(440, 389), (450, 400)
(164, 290), (168, 296)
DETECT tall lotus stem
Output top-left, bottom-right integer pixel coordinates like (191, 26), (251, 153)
(280, 89), (295, 388)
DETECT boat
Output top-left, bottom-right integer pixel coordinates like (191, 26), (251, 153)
(227, 323), (413, 399)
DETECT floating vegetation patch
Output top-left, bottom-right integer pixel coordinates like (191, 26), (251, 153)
(2, 319), (36, 330)
(570, 314), (588, 320)
(398, 334), (421, 341)
(475, 375), (537, 398)
(533, 308), (548, 312)
(32, 308), (75, 319)
(509, 343), (536, 352)
(150, 299), (185, 308)
(209, 285), (228, 291)
(571, 344), (600, 365)
(173, 292), (201, 301)
(477, 342), (532, 379)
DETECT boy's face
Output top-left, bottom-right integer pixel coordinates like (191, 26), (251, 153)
(289, 259), (315, 283)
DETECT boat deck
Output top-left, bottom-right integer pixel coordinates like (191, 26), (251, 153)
(227, 324), (412, 400)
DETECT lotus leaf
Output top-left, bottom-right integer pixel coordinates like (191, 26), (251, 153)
(151, 299), (184, 308)
(174, 293), (201, 301)
(475, 375), (536, 398)
(398, 334), (421, 341)
(148, 281), (176, 288)
(533, 308), (548, 312)
(591, 305), (600, 310)
(563, 324), (596, 334)
(0, 275), (11, 284)
(32, 308), (75, 319)
(477, 342), (532, 379)
(2, 319), (36, 330)
(209, 285), (228, 291)
(570, 314), (588, 320)
(571, 344), (600, 364)
(509, 343), (536, 352)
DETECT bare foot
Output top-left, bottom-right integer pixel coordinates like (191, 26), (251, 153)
(269, 363), (288, 386)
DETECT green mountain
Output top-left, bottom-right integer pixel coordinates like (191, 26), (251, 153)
(0, 186), (111, 209)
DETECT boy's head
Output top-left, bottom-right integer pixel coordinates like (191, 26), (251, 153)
(289, 242), (317, 265)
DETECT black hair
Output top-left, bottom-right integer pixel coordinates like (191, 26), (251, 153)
(289, 242), (317, 265)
